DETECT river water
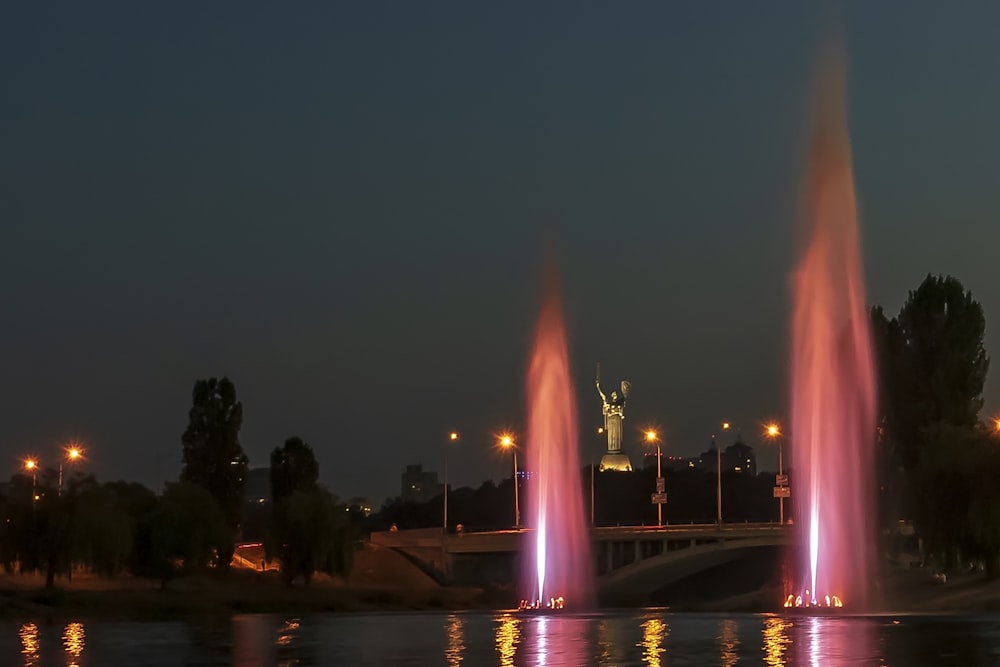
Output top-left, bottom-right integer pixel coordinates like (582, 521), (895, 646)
(4, 610), (1000, 666)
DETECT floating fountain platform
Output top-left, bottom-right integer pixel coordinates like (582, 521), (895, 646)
(782, 593), (846, 615)
(517, 597), (566, 614)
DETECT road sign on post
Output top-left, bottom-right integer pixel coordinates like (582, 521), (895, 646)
(656, 477), (665, 493)
(651, 492), (667, 504)
(776, 474), (789, 486)
(773, 486), (790, 498)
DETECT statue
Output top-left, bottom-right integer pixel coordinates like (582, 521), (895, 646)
(596, 364), (633, 472)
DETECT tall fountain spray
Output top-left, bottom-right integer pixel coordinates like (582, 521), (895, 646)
(789, 47), (877, 609)
(522, 265), (593, 609)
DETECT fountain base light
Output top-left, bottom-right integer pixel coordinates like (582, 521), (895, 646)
(517, 596), (566, 613)
(783, 592), (844, 611)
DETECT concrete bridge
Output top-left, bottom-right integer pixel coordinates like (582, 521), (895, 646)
(370, 523), (792, 605)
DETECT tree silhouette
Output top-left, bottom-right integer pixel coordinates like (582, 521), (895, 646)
(270, 437), (319, 504)
(180, 377), (248, 570)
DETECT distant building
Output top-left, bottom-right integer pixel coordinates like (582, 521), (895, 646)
(642, 452), (698, 471)
(244, 467), (271, 505)
(696, 436), (757, 475)
(401, 464), (443, 503)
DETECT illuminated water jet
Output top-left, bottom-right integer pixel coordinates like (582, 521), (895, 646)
(521, 264), (593, 609)
(789, 44), (876, 609)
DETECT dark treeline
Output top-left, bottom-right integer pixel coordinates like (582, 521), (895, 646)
(0, 377), (359, 590)
(871, 274), (999, 575)
(373, 464), (783, 532)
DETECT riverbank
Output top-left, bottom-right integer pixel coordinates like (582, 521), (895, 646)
(0, 570), (501, 620)
(0, 543), (507, 619)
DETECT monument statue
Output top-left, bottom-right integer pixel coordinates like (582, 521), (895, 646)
(596, 364), (633, 472)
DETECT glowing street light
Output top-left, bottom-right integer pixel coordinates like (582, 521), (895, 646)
(765, 422), (788, 524)
(23, 458), (38, 502)
(443, 432), (459, 533)
(58, 444), (84, 497)
(645, 429), (664, 527)
(499, 434), (520, 528)
(716, 421), (731, 525)
(993, 418), (1000, 434)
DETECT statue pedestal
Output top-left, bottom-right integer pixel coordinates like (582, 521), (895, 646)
(599, 452), (633, 472)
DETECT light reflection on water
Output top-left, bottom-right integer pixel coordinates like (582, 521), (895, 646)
(63, 622), (85, 667)
(762, 615), (791, 666)
(719, 618), (740, 667)
(495, 613), (521, 666)
(638, 615), (667, 667)
(19, 622), (39, 667)
(446, 614), (464, 667)
(2, 611), (999, 665)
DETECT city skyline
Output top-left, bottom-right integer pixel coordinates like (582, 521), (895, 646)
(3, 3), (1000, 504)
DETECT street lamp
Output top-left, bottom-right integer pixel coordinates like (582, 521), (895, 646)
(443, 432), (459, 533)
(645, 429), (664, 527)
(23, 459), (38, 502)
(592, 426), (603, 526)
(716, 422), (731, 525)
(499, 434), (520, 528)
(765, 423), (788, 524)
(58, 445), (83, 497)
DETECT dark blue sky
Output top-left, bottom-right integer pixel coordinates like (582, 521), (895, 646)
(2, 3), (998, 504)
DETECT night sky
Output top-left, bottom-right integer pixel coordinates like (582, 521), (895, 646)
(3, 3), (999, 505)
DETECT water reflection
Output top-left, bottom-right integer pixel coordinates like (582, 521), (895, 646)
(495, 613), (521, 667)
(19, 623), (39, 667)
(638, 615), (668, 667)
(63, 622), (85, 667)
(233, 615), (277, 667)
(446, 614), (465, 666)
(762, 615), (791, 666)
(276, 617), (301, 667)
(791, 616), (875, 667)
(516, 615), (592, 666)
(719, 618), (739, 667)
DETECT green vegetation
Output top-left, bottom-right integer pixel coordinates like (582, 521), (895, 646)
(0, 377), (357, 594)
(268, 437), (355, 586)
(180, 376), (248, 570)
(872, 274), (998, 575)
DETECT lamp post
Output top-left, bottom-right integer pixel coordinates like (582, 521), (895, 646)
(766, 423), (788, 525)
(592, 426), (603, 526)
(58, 445), (83, 497)
(645, 429), (663, 527)
(499, 434), (520, 528)
(716, 422), (730, 525)
(23, 459), (38, 503)
(443, 432), (459, 532)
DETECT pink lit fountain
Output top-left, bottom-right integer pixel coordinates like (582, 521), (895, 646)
(519, 265), (593, 612)
(786, 46), (877, 612)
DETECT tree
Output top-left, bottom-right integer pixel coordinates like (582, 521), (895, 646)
(270, 437), (319, 504)
(71, 486), (133, 577)
(878, 275), (990, 469)
(269, 437), (332, 584)
(148, 482), (227, 588)
(180, 377), (248, 569)
(274, 487), (352, 587)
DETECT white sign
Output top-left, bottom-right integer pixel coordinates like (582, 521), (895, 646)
(656, 477), (665, 493)
(773, 486), (791, 498)
(776, 474), (789, 486)
(651, 492), (667, 504)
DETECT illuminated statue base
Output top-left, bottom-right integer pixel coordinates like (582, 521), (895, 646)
(599, 452), (633, 472)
